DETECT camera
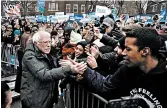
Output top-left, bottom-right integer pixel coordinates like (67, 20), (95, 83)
(98, 24), (107, 34)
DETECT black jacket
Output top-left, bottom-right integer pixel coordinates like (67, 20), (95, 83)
(94, 52), (118, 76)
(100, 34), (118, 48)
(83, 60), (167, 107)
(15, 48), (24, 93)
(107, 29), (124, 40)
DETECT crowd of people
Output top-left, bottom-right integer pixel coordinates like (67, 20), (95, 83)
(1, 13), (167, 108)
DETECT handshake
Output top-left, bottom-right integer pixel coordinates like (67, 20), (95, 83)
(59, 44), (100, 81)
(59, 56), (88, 81)
(59, 57), (87, 81)
(59, 57), (87, 75)
(59, 44), (101, 80)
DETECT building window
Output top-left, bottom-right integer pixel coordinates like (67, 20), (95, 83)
(152, 4), (158, 12)
(81, 5), (85, 13)
(66, 4), (71, 13)
(161, 3), (166, 11)
(55, 3), (59, 11)
(73, 4), (78, 13)
(27, 3), (32, 12)
(48, 2), (55, 11)
(88, 5), (93, 12)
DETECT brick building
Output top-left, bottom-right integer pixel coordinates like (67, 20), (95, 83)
(3, 0), (166, 17)
(146, 1), (167, 14)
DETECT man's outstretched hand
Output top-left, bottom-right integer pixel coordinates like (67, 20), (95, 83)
(59, 56), (87, 75)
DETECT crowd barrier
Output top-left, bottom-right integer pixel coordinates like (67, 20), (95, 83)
(64, 84), (149, 108)
(1, 42), (20, 76)
(64, 84), (108, 108)
(1, 42), (20, 66)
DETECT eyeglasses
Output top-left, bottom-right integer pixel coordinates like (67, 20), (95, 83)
(39, 41), (52, 45)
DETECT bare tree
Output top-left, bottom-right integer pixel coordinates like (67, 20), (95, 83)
(117, 0), (125, 15)
(134, 0), (159, 14)
(135, 0), (147, 14)
(101, 0), (116, 9)
(85, 0), (98, 13)
(20, 1), (37, 17)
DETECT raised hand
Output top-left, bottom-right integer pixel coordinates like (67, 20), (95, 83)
(94, 32), (103, 39)
(90, 45), (99, 59)
(58, 59), (72, 67)
(70, 61), (87, 74)
(67, 56), (77, 65)
(87, 55), (98, 69)
(85, 44), (91, 56)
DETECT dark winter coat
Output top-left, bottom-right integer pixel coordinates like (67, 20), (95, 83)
(100, 34), (118, 48)
(20, 42), (72, 108)
(15, 48), (24, 93)
(83, 60), (167, 107)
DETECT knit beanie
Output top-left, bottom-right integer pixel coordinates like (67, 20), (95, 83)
(76, 41), (88, 50)
(76, 41), (88, 59)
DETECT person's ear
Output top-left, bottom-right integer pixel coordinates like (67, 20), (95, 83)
(34, 41), (38, 46)
(141, 47), (150, 57)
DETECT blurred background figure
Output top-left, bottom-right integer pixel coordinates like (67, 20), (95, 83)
(1, 81), (12, 108)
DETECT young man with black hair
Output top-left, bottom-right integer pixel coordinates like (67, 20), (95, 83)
(76, 28), (167, 107)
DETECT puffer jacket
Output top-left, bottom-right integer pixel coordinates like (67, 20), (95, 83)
(20, 42), (71, 108)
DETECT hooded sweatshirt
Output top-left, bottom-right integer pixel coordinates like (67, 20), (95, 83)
(83, 59), (167, 108)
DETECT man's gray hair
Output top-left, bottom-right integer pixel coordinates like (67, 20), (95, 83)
(32, 31), (51, 43)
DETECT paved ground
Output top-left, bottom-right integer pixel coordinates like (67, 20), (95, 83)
(11, 99), (22, 108)
(11, 98), (65, 108)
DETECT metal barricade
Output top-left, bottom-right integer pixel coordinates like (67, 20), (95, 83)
(64, 84), (108, 108)
(1, 43), (20, 66)
(1, 43), (20, 76)
(1, 43), (13, 65)
(63, 83), (148, 108)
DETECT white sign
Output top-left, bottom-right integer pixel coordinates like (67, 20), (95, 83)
(3, 3), (21, 18)
(140, 16), (152, 20)
(26, 16), (36, 22)
(66, 13), (74, 16)
(95, 5), (111, 17)
(57, 15), (69, 22)
(55, 12), (64, 16)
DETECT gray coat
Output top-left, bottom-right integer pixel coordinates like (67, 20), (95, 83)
(21, 42), (71, 108)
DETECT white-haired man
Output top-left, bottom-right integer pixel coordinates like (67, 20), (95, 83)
(20, 31), (87, 108)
